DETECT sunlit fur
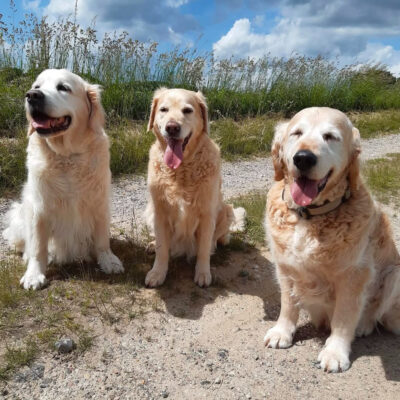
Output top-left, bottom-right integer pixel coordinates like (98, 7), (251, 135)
(2, 69), (123, 290)
(264, 107), (400, 373)
(145, 88), (246, 288)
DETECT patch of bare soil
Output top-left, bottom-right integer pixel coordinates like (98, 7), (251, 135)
(2, 245), (400, 399)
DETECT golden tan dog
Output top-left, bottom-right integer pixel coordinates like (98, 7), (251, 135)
(145, 88), (246, 287)
(264, 107), (400, 372)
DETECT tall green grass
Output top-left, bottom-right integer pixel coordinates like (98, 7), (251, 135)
(364, 153), (400, 205)
(1, 4), (400, 134)
(1, 2), (400, 196)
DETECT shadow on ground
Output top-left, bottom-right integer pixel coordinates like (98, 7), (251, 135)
(34, 236), (400, 382)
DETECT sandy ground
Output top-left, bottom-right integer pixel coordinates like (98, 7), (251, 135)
(0, 134), (400, 399)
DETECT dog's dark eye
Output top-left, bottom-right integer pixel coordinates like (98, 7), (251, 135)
(33, 85), (40, 89)
(160, 107), (168, 112)
(323, 133), (336, 141)
(291, 130), (302, 137)
(182, 107), (193, 114)
(57, 84), (69, 92)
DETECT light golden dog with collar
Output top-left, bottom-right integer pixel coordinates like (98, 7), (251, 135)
(264, 107), (400, 372)
(145, 88), (246, 288)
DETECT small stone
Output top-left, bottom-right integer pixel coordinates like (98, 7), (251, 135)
(201, 380), (211, 385)
(55, 338), (76, 354)
(217, 349), (229, 359)
(238, 269), (249, 278)
(31, 363), (45, 379)
(161, 390), (169, 398)
(214, 378), (222, 384)
(246, 395), (252, 399)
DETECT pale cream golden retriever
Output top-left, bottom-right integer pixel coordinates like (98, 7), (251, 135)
(264, 107), (400, 372)
(2, 69), (123, 290)
(145, 88), (246, 287)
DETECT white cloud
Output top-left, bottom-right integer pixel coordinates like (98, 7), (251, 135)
(165, 0), (190, 7)
(357, 43), (400, 76)
(213, 18), (332, 60)
(253, 15), (264, 27)
(41, 0), (197, 43)
(213, 0), (400, 76)
(22, 0), (41, 11)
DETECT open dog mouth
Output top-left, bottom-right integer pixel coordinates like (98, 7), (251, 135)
(31, 111), (71, 135)
(163, 132), (192, 170)
(290, 169), (332, 207)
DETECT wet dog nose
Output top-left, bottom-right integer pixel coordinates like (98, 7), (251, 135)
(293, 150), (317, 171)
(26, 89), (44, 103)
(165, 121), (181, 137)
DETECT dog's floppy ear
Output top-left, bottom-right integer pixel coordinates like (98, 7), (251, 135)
(348, 126), (361, 191)
(148, 87), (167, 132)
(271, 121), (289, 181)
(86, 84), (105, 132)
(195, 91), (209, 134)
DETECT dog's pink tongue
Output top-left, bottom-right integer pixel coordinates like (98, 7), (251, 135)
(290, 177), (319, 206)
(164, 138), (183, 169)
(32, 118), (51, 130)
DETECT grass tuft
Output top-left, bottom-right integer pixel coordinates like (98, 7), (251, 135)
(230, 192), (267, 246)
(0, 340), (38, 381)
(363, 153), (400, 205)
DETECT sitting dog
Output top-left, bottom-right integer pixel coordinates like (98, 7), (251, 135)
(144, 88), (246, 287)
(264, 107), (400, 372)
(2, 69), (123, 289)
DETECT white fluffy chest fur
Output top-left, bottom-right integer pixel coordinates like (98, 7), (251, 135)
(24, 140), (110, 263)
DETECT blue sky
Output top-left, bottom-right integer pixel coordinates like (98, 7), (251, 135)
(4, 0), (400, 75)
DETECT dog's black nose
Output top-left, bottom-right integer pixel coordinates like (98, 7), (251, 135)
(293, 150), (317, 171)
(26, 89), (44, 103)
(165, 121), (181, 137)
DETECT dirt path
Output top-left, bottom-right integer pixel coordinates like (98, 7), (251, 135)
(4, 249), (400, 399)
(1, 133), (400, 399)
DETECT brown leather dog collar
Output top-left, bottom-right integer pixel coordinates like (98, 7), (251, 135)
(282, 187), (351, 219)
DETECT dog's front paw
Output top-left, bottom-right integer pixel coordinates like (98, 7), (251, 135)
(194, 267), (212, 288)
(317, 337), (351, 373)
(98, 251), (124, 274)
(145, 267), (167, 287)
(20, 271), (47, 290)
(264, 325), (294, 349)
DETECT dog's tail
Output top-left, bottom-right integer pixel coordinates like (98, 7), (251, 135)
(230, 206), (247, 233)
(2, 201), (25, 253)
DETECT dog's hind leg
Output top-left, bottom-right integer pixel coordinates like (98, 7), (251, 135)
(214, 204), (234, 246)
(94, 210), (124, 275)
(379, 266), (400, 334)
(231, 206), (246, 233)
(2, 202), (26, 253)
(214, 204), (246, 246)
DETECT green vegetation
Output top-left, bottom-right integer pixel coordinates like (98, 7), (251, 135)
(1, 4), (400, 195)
(2, 3), (400, 129)
(363, 153), (400, 205)
(231, 192), (266, 245)
(350, 111), (400, 139)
